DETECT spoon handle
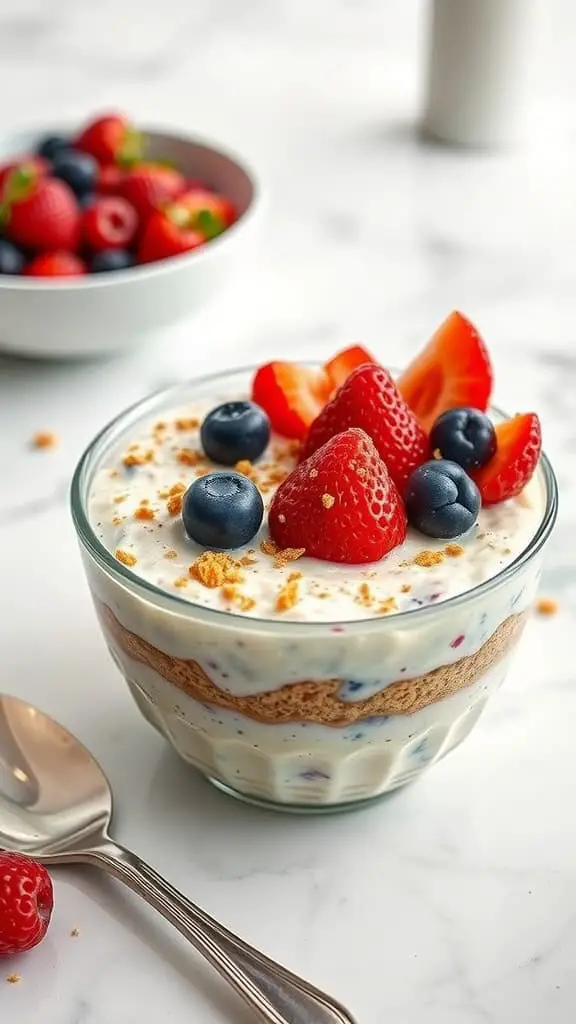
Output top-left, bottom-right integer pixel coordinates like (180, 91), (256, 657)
(88, 840), (357, 1024)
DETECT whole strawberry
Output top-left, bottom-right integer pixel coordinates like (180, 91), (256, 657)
(0, 852), (53, 956)
(137, 208), (205, 263)
(269, 427), (407, 563)
(302, 364), (428, 494)
(1, 168), (81, 251)
(121, 164), (186, 221)
(25, 251), (87, 277)
(75, 112), (142, 166)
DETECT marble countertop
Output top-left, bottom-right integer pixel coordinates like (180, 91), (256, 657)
(1, 1), (575, 1021)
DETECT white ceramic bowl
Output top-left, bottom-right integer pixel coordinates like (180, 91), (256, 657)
(0, 127), (261, 359)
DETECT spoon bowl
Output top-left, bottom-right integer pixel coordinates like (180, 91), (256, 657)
(0, 695), (110, 857)
(0, 694), (357, 1024)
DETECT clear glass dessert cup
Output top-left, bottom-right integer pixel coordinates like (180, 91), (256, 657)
(71, 367), (558, 813)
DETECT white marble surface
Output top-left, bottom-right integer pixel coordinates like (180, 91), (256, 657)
(1, 1), (575, 1021)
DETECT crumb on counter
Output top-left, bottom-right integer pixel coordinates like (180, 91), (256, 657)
(536, 597), (558, 616)
(70, 928), (80, 938)
(414, 550), (445, 568)
(6, 973), (21, 984)
(31, 431), (58, 450)
(276, 577), (300, 612)
(189, 551), (244, 588)
(115, 549), (137, 567)
(322, 493), (335, 509)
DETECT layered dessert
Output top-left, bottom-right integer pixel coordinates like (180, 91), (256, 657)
(76, 312), (556, 808)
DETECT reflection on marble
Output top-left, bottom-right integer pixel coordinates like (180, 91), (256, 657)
(0, 0), (575, 1022)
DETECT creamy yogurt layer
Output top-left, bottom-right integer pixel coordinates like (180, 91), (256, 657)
(88, 394), (546, 623)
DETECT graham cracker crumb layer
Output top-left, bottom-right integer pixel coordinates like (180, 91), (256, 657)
(98, 603), (526, 726)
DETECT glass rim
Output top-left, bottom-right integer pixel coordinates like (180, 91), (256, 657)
(70, 363), (559, 635)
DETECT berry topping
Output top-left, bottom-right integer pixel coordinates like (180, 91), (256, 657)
(182, 472), (264, 550)
(175, 188), (237, 232)
(430, 407), (497, 471)
(97, 164), (127, 195)
(405, 460), (481, 539)
(0, 239), (25, 275)
(324, 344), (377, 389)
(201, 401), (270, 465)
(302, 364), (428, 493)
(75, 112), (142, 166)
(0, 852), (54, 956)
(137, 208), (205, 263)
(121, 164), (187, 221)
(52, 149), (98, 198)
(0, 157), (49, 195)
(1, 171), (81, 251)
(90, 248), (134, 273)
(397, 311), (493, 432)
(251, 362), (332, 440)
(82, 196), (138, 251)
(473, 413), (541, 505)
(36, 134), (70, 161)
(25, 251), (86, 277)
(269, 427), (407, 564)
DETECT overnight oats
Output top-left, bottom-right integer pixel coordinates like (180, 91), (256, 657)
(72, 311), (557, 810)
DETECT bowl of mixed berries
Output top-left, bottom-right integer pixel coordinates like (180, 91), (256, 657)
(0, 112), (260, 358)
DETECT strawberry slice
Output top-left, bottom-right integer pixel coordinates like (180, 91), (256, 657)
(302, 364), (428, 493)
(252, 362), (332, 440)
(397, 312), (493, 433)
(269, 427), (407, 564)
(324, 344), (377, 389)
(473, 413), (541, 504)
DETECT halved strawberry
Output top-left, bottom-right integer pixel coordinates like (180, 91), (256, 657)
(324, 344), (377, 389)
(252, 362), (332, 440)
(473, 413), (541, 504)
(397, 312), (493, 433)
(302, 364), (428, 493)
(269, 427), (407, 564)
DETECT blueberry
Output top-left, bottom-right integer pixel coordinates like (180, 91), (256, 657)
(37, 134), (69, 160)
(79, 193), (96, 210)
(405, 460), (481, 539)
(430, 407), (496, 471)
(0, 240), (25, 275)
(182, 472), (264, 549)
(200, 401), (270, 465)
(52, 149), (98, 197)
(90, 249), (134, 273)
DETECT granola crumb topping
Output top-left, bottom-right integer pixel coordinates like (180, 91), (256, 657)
(356, 582), (373, 607)
(536, 597), (558, 616)
(134, 506), (155, 521)
(276, 577), (300, 612)
(31, 431), (58, 450)
(273, 547), (306, 569)
(177, 447), (203, 467)
(260, 539), (278, 557)
(445, 543), (464, 557)
(401, 583), (412, 593)
(115, 549), (137, 567)
(413, 550), (445, 568)
(189, 551), (244, 588)
(174, 577), (189, 588)
(175, 417), (200, 431)
(321, 492), (335, 509)
(235, 459), (257, 479)
(164, 549), (178, 559)
(166, 493), (183, 517)
(378, 597), (398, 614)
(123, 449), (154, 467)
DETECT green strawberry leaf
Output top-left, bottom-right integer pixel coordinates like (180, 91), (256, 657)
(196, 208), (225, 240)
(117, 128), (145, 169)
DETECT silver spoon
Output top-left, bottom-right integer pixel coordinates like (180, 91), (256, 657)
(0, 694), (357, 1024)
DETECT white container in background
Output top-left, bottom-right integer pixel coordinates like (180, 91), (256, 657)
(421, 0), (537, 148)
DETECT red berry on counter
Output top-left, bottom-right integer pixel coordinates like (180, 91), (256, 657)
(75, 112), (142, 166)
(137, 208), (205, 263)
(120, 164), (186, 221)
(0, 852), (54, 956)
(324, 344), (377, 390)
(96, 164), (127, 195)
(252, 362), (332, 440)
(397, 311), (493, 433)
(2, 171), (81, 251)
(83, 196), (138, 251)
(269, 427), (407, 563)
(302, 364), (428, 493)
(473, 413), (542, 504)
(25, 251), (87, 277)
